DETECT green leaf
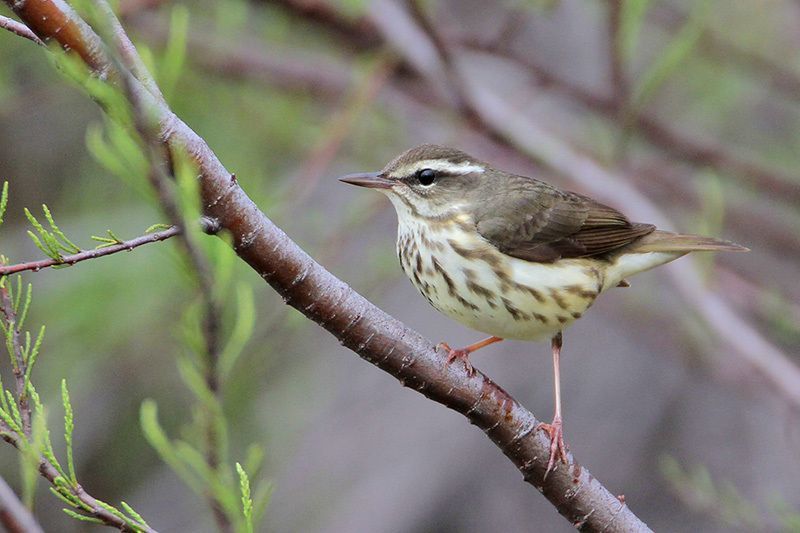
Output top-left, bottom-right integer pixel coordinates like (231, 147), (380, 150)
(220, 283), (255, 378)
(0, 181), (8, 227)
(16, 282), (32, 331)
(236, 463), (254, 533)
(0, 403), (22, 435)
(24, 208), (63, 260)
(630, 0), (709, 110)
(25, 230), (59, 262)
(4, 320), (17, 371)
(140, 400), (204, 491)
(42, 204), (81, 253)
(62, 508), (105, 524)
(121, 501), (150, 529)
(5, 390), (22, 429)
(145, 223), (171, 233)
(618, 0), (653, 63)
(61, 379), (77, 486)
(50, 486), (80, 507)
(160, 6), (189, 102)
(21, 408), (48, 507)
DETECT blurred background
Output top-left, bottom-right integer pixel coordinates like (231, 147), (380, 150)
(1, 0), (799, 531)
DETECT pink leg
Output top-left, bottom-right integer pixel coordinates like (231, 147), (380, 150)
(438, 336), (503, 375)
(536, 331), (569, 477)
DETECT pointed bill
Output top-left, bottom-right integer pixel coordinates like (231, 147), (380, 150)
(338, 172), (393, 189)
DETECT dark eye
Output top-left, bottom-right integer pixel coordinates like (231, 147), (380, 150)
(416, 168), (436, 186)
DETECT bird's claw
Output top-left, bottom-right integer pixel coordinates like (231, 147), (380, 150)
(437, 342), (475, 376)
(536, 416), (568, 478)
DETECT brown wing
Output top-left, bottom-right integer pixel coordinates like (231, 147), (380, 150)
(474, 176), (655, 263)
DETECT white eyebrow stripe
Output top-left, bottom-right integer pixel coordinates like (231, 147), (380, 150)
(395, 160), (486, 177)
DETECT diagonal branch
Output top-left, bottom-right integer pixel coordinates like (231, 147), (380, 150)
(0, 15), (44, 45)
(2, 0), (650, 531)
(0, 226), (180, 276)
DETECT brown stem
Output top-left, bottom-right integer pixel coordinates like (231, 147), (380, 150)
(0, 430), (156, 532)
(0, 286), (31, 437)
(0, 15), (44, 45)
(0, 226), (180, 277)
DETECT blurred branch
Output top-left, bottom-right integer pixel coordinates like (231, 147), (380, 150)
(460, 39), (800, 208)
(2, 1), (652, 531)
(606, 0), (628, 115)
(289, 56), (397, 204)
(118, 0), (170, 19)
(266, 0), (800, 207)
(0, 226), (180, 276)
(260, 0), (380, 49)
(0, 15), (44, 45)
(0, 475), (44, 533)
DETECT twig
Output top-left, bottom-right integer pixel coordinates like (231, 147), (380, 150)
(0, 285), (31, 436)
(0, 226), (180, 277)
(0, 475), (44, 533)
(1, 1), (652, 530)
(0, 430), (158, 532)
(0, 15), (44, 46)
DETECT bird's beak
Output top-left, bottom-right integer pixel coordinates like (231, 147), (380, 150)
(338, 172), (393, 189)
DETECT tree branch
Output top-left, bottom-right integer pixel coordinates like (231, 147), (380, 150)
(0, 475), (44, 533)
(0, 14), (44, 45)
(0, 226), (180, 276)
(2, 0), (651, 530)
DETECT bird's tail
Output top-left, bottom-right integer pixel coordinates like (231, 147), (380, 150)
(628, 230), (749, 254)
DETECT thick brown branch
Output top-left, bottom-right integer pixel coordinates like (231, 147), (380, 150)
(3, 0), (651, 530)
(0, 226), (180, 276)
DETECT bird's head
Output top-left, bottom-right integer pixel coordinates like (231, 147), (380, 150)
(338, 144), (489, 219)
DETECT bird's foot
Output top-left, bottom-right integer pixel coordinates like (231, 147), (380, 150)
(437, 342), (475, 376)
(536, 415), (568, 477)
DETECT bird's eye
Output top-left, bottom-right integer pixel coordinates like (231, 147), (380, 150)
(416, 168), (436, 186)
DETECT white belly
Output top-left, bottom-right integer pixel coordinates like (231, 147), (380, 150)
(396, 219), (605, 341)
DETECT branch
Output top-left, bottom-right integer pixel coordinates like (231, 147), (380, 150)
(0, 429), (158, 532)
(0, 15), (44, 45)
(0, 475), (44, 533)
(0, 226), (180, 276)
(460, 39), (800, 208)
(3, 1), (650, 530)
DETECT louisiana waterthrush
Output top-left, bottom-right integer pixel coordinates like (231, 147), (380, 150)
(340, 144), (747, 473)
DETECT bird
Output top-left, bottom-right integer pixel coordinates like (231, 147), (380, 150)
(339, 144), (748, 474)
